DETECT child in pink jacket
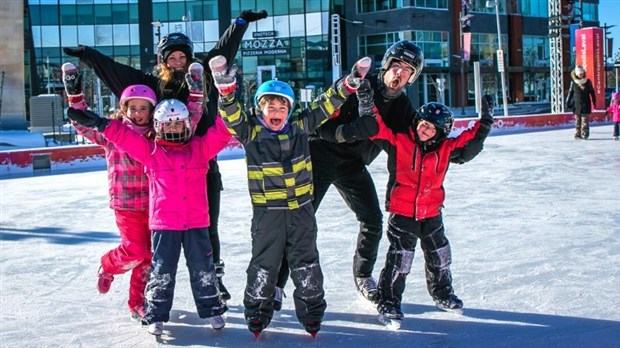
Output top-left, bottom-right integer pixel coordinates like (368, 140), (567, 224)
(63, 63), (155, 321)
(604, 92), (620, 140)
(66, 63), (232, 336)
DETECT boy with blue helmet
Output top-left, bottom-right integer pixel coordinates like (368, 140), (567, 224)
(210, 55), (371, 337)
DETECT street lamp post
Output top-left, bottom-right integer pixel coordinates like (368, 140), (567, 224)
(487, 0), (509, 117)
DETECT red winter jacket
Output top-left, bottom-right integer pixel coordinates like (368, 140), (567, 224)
(371, 114), (489, 220)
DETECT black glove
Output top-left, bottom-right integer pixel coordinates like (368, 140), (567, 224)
(239, 10), (268, 23)
(357, 79), (374, 117)
(63, 46), (86, 58)
(67, 107), (109, 131)
(480, 94), (495, 125)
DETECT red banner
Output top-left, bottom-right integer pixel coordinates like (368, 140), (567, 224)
(575, 27), (605, 110)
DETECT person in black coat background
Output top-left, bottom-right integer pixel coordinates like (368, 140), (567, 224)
(566, 65), (596, 140)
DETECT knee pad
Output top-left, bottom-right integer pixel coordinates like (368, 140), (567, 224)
(426, 244), (452, 270)
(388, 250), (415, 274)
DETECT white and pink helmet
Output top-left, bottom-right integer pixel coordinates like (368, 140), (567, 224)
(119, 84), (157, 110)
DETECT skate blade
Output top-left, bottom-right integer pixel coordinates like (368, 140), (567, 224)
(377, 314), (401, 330)
(435, 304), (464, 315)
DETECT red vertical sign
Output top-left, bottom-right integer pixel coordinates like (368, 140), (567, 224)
(575, 27), (605, 110)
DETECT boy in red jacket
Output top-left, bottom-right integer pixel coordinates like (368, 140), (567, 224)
(338, 79), (495, 329)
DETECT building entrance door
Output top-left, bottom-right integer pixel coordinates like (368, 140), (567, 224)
(257, 65), (276, 85)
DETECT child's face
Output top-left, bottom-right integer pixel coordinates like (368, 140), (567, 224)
(260, 98), (290, 131)
(166, 51), (188, 71)
(416, 119), (437, 142)
(125, 99), (152, 126)
(162, 120), (186, 133)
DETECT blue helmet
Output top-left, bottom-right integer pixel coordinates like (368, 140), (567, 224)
(254, 80), (295, 120)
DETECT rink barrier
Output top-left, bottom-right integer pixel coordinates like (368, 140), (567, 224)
(0, 138), (244, 177)
(0, 111), (611, 177)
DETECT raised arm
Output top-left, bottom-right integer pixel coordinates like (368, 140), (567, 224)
(63, 45), (158, 98)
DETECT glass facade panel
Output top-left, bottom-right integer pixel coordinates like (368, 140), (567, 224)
(289, 14), (306, 37)
(289, 0), (304, 14)
(76, 4), (94, 25)
(305, 12), (322, 36)
(274, 15), (291, 38)
(273, 1), (289, 16)
(60, 6), (78, 25)
(40, 5), (60, 25)
(60, 26), (79, 47)
(413, 0), (448, 9)
(78, 25), (96, 46)
(521, 0), (548, 17)
(94, 4), (112, 25)
(95, 25), (114, 46)
(111, 4), (130, 24)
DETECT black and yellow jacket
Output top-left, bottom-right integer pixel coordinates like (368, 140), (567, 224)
(218, 81), (351, 210)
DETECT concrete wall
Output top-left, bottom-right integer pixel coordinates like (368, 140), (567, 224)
(0, 0), (26, 130)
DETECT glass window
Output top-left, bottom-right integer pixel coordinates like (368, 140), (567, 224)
(152, 3), (169, 22)
(40, 26), (60, 47)
(582, 3), (598, 21)
(522, 36), (549, 67)
(289, 0), (304, 14)
(469, 0), (504, 14)
(289, 14), (306, 37)
(39, 5), (60, 25)
(306, 0), (322, 12)
(77, 4), (94, 25)
(256, 0), (273, 16)
(305, 12), (322, 36)
(274, 15), (291, 38)
(94, 4), (112, 25)
(60, 5), (77, 25)
(413, 0), (448, 9)
(95, 25), (114, 46)
(129, 3), (139, 23)
(521, 0), (548, 17)
(111, 4), (129, 24)
(60, 26), (79, 47)
(78, 25), (96, 46)
(358, 0), (402, 13)
(113, 24), (130, 46)
(413, 30), (449, 67)
(273, 1), (288, 16)
(169, 2), (186, 23)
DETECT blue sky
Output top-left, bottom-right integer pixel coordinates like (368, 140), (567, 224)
(599, 0), (620, 60)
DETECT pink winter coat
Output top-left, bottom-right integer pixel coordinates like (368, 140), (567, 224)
(605, 102), (620, 122)
(72, 120), (151, 211)
(101, 116), (232, 231)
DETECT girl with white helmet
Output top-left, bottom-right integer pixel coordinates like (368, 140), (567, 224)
(65, 62), (232, 336)
(62, 63), (156, 322)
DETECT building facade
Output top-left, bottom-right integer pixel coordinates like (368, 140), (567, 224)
(20, 0), (601, 122)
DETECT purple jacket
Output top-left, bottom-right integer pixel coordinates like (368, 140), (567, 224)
(101, 116), (232, 231)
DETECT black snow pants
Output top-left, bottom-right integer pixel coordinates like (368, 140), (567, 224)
(244, 204), (326, 326)
(377, 213), (455, 312)
(275, 166), (383, 287)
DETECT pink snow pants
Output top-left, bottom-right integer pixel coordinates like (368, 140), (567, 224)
(101, 210), (152, 312)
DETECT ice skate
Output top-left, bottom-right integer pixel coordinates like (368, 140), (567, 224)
(147, 321), (163, 336)
(247, 317), (266, 338)
(614, 136), (618, 141)
(273, 286), (285, 311)
(355, 276), (378, 303)
(130, 306), (146, 323)
(208, 314), (225, 330)
(303, 321), (321, 338)
(96, 266), (114, 294)
(434, 294), (464, 314)
(377, 304), (403, 330)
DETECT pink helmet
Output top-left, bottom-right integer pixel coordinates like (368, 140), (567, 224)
(613, 92), (620, 101)
(119, 84), (157, 110)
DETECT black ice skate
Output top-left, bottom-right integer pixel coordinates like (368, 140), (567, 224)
(434, 294), (464, 314)
(355, 276), (379, 303)
(304, 321), (321, 338)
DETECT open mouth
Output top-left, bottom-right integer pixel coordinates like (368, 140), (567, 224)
(269, 118), (283, 127)
(389, 77), (401, 89)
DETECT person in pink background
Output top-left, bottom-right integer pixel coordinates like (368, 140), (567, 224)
(604, 92), (620, 140)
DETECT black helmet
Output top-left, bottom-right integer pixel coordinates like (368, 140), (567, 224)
(417, 102), (454, 141)
(157, 32), (193, 62)
(380, 40), (424, 85)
